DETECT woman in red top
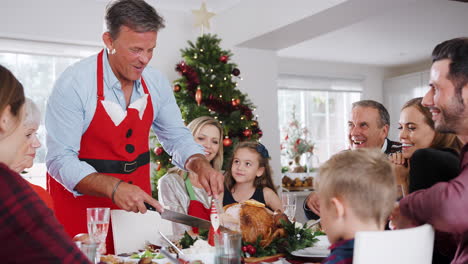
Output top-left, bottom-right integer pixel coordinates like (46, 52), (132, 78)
(10, 98), (54, 210)
(158, 116), (223, 235)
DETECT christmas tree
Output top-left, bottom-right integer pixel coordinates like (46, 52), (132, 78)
(150, 34), (262, 197)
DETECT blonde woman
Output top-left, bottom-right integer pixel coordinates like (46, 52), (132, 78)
(158, 116), (223, 235)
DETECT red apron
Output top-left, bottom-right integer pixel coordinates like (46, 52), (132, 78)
(47, 49), (154, 254)
(184, 173), (210, 234)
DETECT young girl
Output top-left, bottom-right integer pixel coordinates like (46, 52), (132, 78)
(223, 141), (283, 212)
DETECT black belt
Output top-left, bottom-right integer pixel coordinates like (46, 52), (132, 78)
(80, 151), (150, 174)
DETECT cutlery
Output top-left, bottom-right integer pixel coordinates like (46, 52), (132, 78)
(159, 231), (184, 256)
(145, 202), (234, 232)
(160, 248), (180, 264)
(308, 218), (321, 228)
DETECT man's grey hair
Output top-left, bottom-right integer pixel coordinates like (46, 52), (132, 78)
(105, 0), (165, 39)
(352, 100), (390, 128)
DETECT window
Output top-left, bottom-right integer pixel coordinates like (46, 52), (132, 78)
(277, 74), (362, 168)
(0, 38), (100, 186)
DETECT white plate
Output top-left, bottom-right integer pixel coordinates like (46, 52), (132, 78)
(290, 235), (330, 257)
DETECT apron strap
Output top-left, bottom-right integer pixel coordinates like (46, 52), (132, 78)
(97, 49), (105, 100)
(184, 172), (198, 201)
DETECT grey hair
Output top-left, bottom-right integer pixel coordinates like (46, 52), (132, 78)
(105, 0), (165, 39)
(24, 98), (41, 126)
(352, 100), (390, 128)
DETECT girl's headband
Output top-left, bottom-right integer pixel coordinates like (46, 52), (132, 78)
(256, 143), (270, 159)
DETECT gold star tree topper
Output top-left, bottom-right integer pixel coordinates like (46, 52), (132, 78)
(192, 2), (216, 31)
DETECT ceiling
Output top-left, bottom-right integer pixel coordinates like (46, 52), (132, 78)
(276, 0), (468, 66)
(110, 0), (468, 68)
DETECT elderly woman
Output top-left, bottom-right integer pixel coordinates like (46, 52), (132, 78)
(390, 97), (462, 264)
(10, 98), (53, 210)
(158, 116), (223, 235)
(0, 65), (90, 263)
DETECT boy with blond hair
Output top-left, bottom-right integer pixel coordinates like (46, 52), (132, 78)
(316, 148), (397, 264)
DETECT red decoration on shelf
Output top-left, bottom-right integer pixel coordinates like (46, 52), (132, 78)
(154, 147), (164, 156)
(195, 88), (203, 106)
(232, 68), (240, 76)
(173, 84), (181, 92)
(223, 137), (233, 147)
(219, 55), (229, 63)
(243, 129), (252, 138)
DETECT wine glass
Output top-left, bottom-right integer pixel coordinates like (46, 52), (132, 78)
(281, 193), (297, 222)
(87, 207), (110, 261)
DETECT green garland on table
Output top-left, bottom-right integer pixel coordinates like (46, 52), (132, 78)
(241, 220), (323, 258)
(179, 221), (324, 258)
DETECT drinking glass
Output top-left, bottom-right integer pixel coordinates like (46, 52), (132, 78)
(281, 193), (297, 222)
(87, 207), (110, 259)
(215, 232), (242, 264)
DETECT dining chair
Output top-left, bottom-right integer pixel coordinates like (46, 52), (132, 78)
(111, 209), (173, 254)
(353, 224), (434, 264)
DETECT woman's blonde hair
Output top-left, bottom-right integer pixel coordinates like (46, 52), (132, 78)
(402, 97), (463, 153)
(186, 116), (224, 171)
(316, 149), (396, 226)
(168, 116), (224, 175)
(225, 141), (276, 194)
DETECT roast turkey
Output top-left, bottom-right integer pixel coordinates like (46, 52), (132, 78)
(221, 200), (288, 247)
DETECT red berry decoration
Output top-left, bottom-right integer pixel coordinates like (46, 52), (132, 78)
(223, 137), (233, 147)
(232, 68), (240, 76)
(173, 84), (181, 92)
(220, 55), (229, 63)
(241, 246), (248, 252)
(154, 147), (164, 156)
(243, 129), (252, 138)
(246, 244), (256, 255)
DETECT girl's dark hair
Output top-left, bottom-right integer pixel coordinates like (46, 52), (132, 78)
(0, 65), (25, 129)
(402, 97), (463, 153)
(225, 141), (277, 194)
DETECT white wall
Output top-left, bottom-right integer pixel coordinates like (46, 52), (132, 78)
(231, 47), (281, 186)
(278, 57), (386, 101)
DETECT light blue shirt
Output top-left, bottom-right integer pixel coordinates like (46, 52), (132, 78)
(45, 51), (203, 195)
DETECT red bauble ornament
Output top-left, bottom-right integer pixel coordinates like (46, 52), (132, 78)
(195, 88), (202, 106)
(220, 55), (229, 63)
(232, 68), (240, 76)
(223, 137), (233, 147)
(173, 84), (181, 92)
(235, 99), (241, 105)
(258, 130), (263, 136)
(231, 99), (239, 106)
(154, 147), (164, 156)
(243, 129), (252, 138)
